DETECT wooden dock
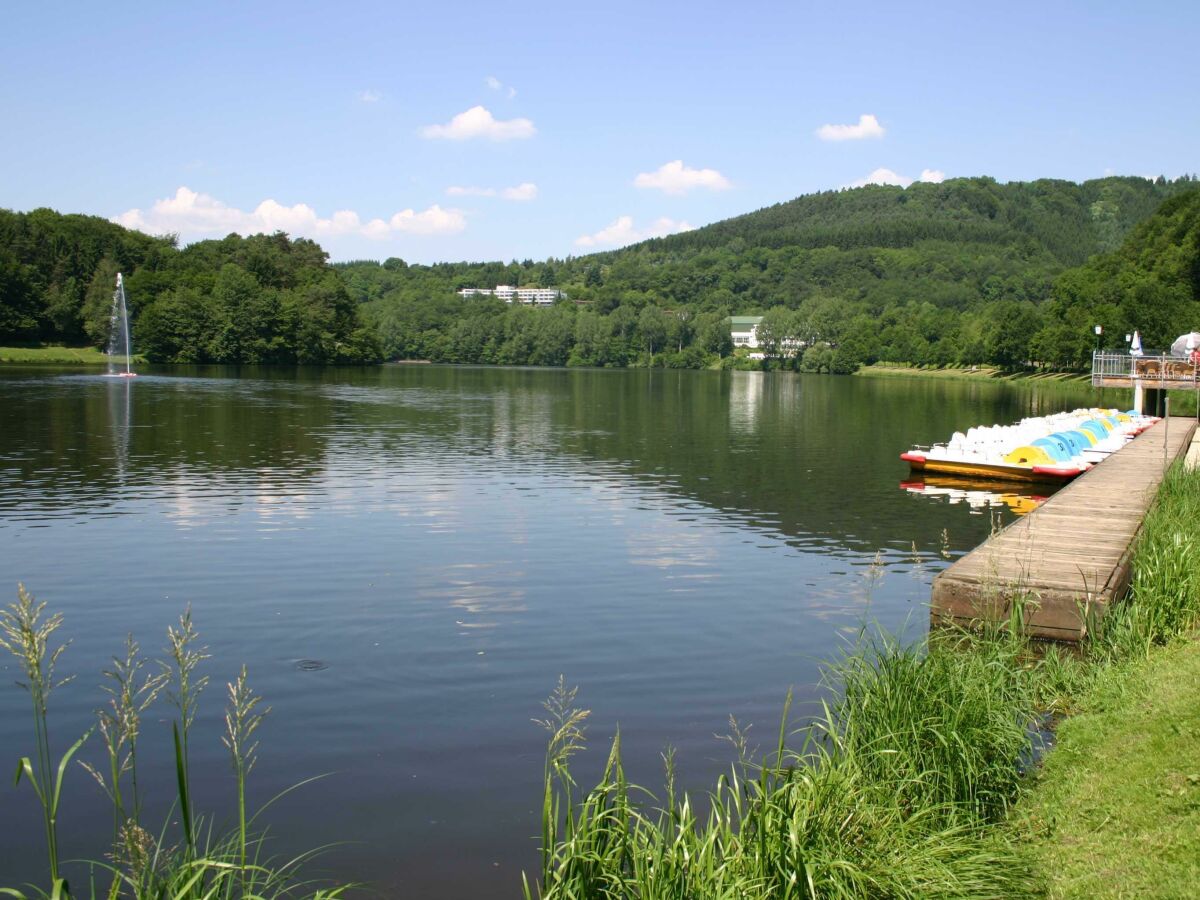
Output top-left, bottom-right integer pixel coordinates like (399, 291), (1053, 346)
(931, 416), (1198, 641)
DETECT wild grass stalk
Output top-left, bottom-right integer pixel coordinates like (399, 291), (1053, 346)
(221, 665), (270, 888)
(163, 607), (209, 862)
(80, 635), (167, 854)
(0, 585), (88, 889)
(1, 590), (346, 900)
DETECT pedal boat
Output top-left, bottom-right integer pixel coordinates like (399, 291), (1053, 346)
(901, 409), (1157, 484)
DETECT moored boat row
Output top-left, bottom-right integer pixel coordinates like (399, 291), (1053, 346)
(901, 408), (1159, 483)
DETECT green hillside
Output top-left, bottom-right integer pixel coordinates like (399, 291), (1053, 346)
(2, 175), (1197, 371)
(345, 175), (1198, 370)
(608, 175), (1177, 263)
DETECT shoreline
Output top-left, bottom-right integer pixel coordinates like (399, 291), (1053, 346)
(533, 458), (1200, 898)
(0, 345), (143, 366)
(856, 363), (1092, 385)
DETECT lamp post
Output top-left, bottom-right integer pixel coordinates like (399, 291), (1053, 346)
(1094, 325), (1103, 352)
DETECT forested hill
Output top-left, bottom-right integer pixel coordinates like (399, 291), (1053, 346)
(2, 175), (1197, 371)
(1049, 188), (1200, 352)
(345, 175), (1198, 371)
(614, 175), (1181, 265)
(0, 208), (380, 363)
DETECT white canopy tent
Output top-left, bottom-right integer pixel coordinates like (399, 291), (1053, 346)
(1170, 332), (1200, 357)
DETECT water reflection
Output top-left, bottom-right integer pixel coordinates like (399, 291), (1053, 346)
(728, 370), (764, 433)
(0, 365), (1126, 896)
(106, 376), (132, 480)
(899, 476), (1051, 516)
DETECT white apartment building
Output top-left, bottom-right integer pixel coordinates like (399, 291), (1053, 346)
(456, 285), (563, 306)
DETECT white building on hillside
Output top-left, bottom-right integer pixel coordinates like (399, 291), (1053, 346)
(457, 285), (564, 306)
(728, 316), (763, 350)
(727, 314), (803, 359)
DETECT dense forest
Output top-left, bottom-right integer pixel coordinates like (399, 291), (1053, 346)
(2, 175), (1198, 371)
(0, 209), (379, 363)
(343, 175), (1200, 372)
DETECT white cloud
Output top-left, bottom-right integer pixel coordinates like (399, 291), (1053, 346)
(502, 182), (538, 201)
(486, 75), (517, 98)
(816, 114), (885, 141)
(846, 167), (912, 188)
(574, 215), (695, 248)
(420, 105), (535, 141)
(446, 185), (495, 197)
(358, 89), (382, 103)
(445, 182), (538, 201)
(843, 167), (946, 189)
(115, 186), (466, 243)
(633, 160), (731, 195)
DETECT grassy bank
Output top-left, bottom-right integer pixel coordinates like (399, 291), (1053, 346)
(1020, 641), (1200, 897)
(1011, 461), (1200, 898)
(857, 363), (1092, 385)
(526, 464), (1200, 899)
(528, 633), (1040, 899)
(0, 344), (144, 365)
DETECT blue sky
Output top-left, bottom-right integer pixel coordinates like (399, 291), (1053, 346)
(2, 0), (1197, 263)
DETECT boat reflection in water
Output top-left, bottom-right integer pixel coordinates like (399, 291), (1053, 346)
(900, 476), (1050, 517)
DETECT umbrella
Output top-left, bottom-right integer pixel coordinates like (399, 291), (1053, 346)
(1130, 330), (1143, 356)
(1170, 332), (1200, 357)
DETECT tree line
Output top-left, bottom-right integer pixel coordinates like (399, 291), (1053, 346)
(2, 174), (1197, 371)
(0, 210), (379, 363)
(344, 175), (1200, 372)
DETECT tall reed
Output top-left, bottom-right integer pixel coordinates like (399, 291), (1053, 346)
(1, 589), (346, 900)
(222, 664), (270, 885)
(163, 607), (209, 861)
(0, 585), (88, 889)
(527, 628), (1039, 899)
(80, 635), (167, 857)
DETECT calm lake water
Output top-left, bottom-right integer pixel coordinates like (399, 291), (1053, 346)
(0, 366), (1115, 896)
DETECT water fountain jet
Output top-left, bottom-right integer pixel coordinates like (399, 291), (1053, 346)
(106, 272), (136, 377)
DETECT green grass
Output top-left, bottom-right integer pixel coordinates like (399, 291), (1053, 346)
(0, 345), (143, 365)
(1011, 464), (1200, 899)
(1018, 641), (1200, 898)
(857, 363), (1092, 384)
(526, 631), (1042, 899)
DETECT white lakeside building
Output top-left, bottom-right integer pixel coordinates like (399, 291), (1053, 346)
(457, 285), (564, 306)
(727, 315), (803, 359)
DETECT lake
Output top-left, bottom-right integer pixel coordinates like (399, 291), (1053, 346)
(0, 366), (1113, 896)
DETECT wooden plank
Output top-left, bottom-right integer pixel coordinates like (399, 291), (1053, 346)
(931, 416), (1196, 642)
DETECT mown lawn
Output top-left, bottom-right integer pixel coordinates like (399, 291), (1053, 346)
(857, 363), (1092, 383)
(0, 345), (139, 364)
(1022, 639), (1200, 898)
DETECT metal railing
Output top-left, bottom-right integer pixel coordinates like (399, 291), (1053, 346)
(1091, 350), (1199, 387)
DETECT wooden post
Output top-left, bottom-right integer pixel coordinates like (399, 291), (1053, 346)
(1165, 399), (1170, 471)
